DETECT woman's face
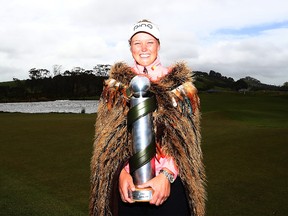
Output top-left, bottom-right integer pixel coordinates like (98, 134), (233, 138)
(130, 32), (160, 66)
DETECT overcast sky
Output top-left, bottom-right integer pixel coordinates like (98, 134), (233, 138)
(1, 0), (288, 85)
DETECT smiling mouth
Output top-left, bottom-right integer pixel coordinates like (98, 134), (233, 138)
(140, 54), (150, 58)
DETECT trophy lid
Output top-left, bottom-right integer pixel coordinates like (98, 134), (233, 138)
(130, 75), (151, 97)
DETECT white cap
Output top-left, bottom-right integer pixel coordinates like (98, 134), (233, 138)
(129, 21), (160, 40)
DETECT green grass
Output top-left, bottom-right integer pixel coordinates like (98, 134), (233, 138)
(0, 114), (95, 215)
(0, 92), (287, 215)
(200, 92), (288, 216)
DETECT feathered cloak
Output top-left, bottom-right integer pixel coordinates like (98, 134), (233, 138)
(90, 62), (206, 216)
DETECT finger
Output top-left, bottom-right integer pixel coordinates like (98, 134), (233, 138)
(129, 182), (136, 191)
(123, 190), (131, 201)
(120, 194), (126, 202)
(151, 193), (167, 206)
(125, 189), (136, 203)
(150, 193), (159, 205)
(155, 198), (163, 206)
(119, 188), (127, 202)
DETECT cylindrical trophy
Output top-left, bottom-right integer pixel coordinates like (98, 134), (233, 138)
(127, 75), (157, 202)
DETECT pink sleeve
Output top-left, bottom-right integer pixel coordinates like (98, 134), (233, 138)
(124, 155), (179, 177)
(156, 156), (178, 177)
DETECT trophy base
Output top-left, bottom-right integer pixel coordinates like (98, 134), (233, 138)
(131, 187), (153, 202)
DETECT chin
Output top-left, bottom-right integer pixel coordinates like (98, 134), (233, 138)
(140, 60), (153, 66)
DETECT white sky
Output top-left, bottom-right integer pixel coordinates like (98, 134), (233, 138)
(1, 0), (288, 85)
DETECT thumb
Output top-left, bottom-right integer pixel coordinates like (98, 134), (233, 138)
(128, 179), (136, 191)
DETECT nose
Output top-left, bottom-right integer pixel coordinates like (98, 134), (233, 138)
(141, 43), (147, 52)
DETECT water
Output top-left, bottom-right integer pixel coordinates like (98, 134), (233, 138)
(0, 100), (99, 114)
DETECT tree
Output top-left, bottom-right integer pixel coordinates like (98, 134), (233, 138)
(29, 68), (50, 79)
(63, 70), (72, 76)
(29, 68), (40, 79)
(71, 67), (85, 75)
(234, 79), (248, 90)
(53, 64), (62, 76)
(243, 76), (261, 84)
(209, 70), (222, 78)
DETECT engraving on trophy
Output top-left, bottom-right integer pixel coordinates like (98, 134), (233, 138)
(132, 188), (153, 201)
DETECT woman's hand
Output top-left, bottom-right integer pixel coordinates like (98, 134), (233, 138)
(118, 168), (135, 203)
(137, 171), (171, 206)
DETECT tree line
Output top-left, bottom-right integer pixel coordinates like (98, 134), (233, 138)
(0, 66), (109, 102)
(0, 67), (287, 102)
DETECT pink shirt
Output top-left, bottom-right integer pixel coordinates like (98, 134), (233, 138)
(125, 57), (179, 178)
(132, 57), (169, 82)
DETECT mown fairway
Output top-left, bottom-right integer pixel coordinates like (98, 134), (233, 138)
(0, 113), (95, 215)
(1, 92), (287, 216)
(200, 93), (288, 216)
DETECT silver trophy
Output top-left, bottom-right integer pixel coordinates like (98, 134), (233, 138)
(127, 75), (157, 202)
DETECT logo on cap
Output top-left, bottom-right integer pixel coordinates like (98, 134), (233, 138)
(133, 23), (153, 31)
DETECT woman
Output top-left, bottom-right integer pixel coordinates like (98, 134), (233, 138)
(90, 20), (206, 216)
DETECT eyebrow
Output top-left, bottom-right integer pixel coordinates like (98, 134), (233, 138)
(132, 39), (155, 42)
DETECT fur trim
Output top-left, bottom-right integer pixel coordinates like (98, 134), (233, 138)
(90, 62), (206, 216)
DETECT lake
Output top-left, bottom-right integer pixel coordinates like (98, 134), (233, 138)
(0, 100), (99, 114)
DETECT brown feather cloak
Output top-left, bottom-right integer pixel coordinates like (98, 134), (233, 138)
(90, 62), (206, 216)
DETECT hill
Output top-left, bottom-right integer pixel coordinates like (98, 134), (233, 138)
(193, 70), (287, 92)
